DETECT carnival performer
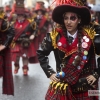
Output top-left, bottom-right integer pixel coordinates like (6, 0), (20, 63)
(11, 0), (38, 76)
(0, 7), (15, 95)
(4, 5), (12, 21)
(46, 6), (54, 32)
(37, 0), (99, 100)
(34, 1), (49, 46)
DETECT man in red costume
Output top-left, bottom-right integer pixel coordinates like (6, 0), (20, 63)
(4, 5), (12, 21)
(11, 0), (38, 76)
(0, 7), (14, 95)
(34, 1), (49, 46)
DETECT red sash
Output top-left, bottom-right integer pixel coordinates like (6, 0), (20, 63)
(39, 16), (47, 29)
(13, 20), (30, 41)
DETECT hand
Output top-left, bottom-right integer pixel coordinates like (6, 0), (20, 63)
(86, 75), (97, 85)
(50, 74), (60, 82)
(29, 35), (35, 40)
(0, 45), (6, 51)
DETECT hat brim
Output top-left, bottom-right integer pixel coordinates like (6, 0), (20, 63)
(15, 10), (30, 16)
(15, 11), (25, 15)
(15, 11), (30, 17)
(52, 4), (91, 25)
(35, 9), (46, 14)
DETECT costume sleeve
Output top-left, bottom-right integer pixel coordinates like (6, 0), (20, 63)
(2, 20), (15, 47)
(91, 67), (100, 80)
(91, 57), (100, 79)
(94, 34), (100, 55)
(92, 68), (100, 79)
(30, 20), (38, 36)
(26, 19), (38, 37)
(92, 24), (100, 79)
(89, 45), (99, 80)
(94, 24), (100, 34)
(96, 57), (100, 76)
(37, 33), (56, 78)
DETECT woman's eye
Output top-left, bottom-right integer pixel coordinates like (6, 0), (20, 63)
(70, 16), (77, 21)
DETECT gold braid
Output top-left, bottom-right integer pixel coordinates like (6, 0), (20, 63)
(27, 18), (37, 30)
(83, 25), (96, 39)
(0, 20), (10, 32)
(50, 28), (59, 49)
(31, 21), (37, 30)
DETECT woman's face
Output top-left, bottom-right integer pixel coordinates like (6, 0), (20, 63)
(63, 12), (81, 34)
(17, 14), (25, 21)
(37, 11), (42, 16)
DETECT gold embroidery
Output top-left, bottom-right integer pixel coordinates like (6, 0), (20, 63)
(10, 40), (16, 48)
(0, 20), (9, 32)
(64, 48), (77, 58)
(0, 12), (5, 19)
(50, 81), (68, 95)
(10, 21), (15, 26)
(83, 25), (96, 55)
(50, 28), (58, 49)
(31, 21), (36, 30)
(73, 0), (85, 6)
(83, 25), (96, 39)
(27, 18), (36, 30)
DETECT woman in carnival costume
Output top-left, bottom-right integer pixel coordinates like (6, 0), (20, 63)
(37, 0), (100, 100)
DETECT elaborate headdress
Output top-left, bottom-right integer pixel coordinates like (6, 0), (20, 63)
(4, 5), (11, 12)
(35, 1), (46, 14)
(52, 0), (91, 25)
(15, 0), (25, 14)
(10, 0), (30, 18)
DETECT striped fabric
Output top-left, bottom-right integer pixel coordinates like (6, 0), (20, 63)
(45, 39), (97, 100)
(45, 86), (98, 100)
(11, 41), (38, 63)
(45, 86), (74, 100)
(73, 92), (98, 100)
(0, 56), (3, 77)
(2, 49), (14, 95)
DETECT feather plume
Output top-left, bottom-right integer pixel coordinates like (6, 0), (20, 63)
(52, 0), (85, 6)
(52, 0), (72, 5)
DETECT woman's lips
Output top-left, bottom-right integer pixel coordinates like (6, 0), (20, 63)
(66, 25), (72, 29)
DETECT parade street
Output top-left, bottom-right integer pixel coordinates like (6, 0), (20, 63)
(0, 52), (100, 100)
(0, 52), (56, 100)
